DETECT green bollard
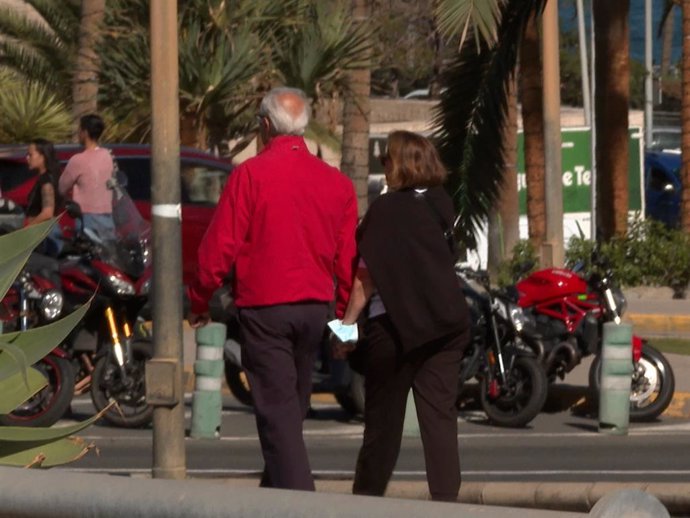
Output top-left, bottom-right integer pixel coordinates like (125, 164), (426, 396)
(402, 390), (420, 437)
(191, 322), (226, 439)
(598, 322), (633, 435)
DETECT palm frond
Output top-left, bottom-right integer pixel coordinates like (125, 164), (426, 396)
(435, 0), (502, 49)
(432, 0), (546, 249)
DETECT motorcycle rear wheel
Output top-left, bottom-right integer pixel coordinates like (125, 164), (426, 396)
(334, 372), (365, 416)
(589, 343), (675, 422)
(224, 362), (253, 406)
(0, 355), (75, 427)
(91, 342), (153, 428)
(479, 356), (547, 428)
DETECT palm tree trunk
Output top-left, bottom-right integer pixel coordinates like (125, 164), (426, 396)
(661, 7), (675, 77)
(488, 73), (520, 277)
(681, 0), (690, 231)
(340, 0), (372, 217)
(594, 0), (630, 240)
(72, 0), (106, 137)
(520, 12), (546, 252)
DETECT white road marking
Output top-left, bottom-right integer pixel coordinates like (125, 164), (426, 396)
(59, 467), (690, 477)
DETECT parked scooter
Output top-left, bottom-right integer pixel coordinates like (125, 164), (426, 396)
(513, 250), (675, 421)
(211, 287), (365, 414)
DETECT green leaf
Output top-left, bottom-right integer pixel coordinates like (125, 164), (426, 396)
(0, 436), (91, 468)
(0, 409), (102, 442)
(0, 366), (47, 414)
(0, 218), (56, 301)
(0, 341), (29, 388)
(0, 301), (90, 381)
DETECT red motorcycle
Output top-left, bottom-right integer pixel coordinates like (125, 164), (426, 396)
(514, 252), (675, 421)
(0, 264), (73, 427)
(58, 202), (154, 428)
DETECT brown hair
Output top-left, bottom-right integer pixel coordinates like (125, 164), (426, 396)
(384, 131), (447, 190)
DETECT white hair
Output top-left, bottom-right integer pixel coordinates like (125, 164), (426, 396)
(259, 87), (311, 136)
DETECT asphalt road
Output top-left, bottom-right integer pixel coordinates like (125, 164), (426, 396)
(61, 394), (690, 484)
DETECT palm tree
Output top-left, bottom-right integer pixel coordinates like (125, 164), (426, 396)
(433, 0), (546, 249)
(682, 0), (690, 232)
(72, 0), (105, 132)
(0, 0), (79, 102)
(340, 0), (372, 217)
(593, 0), (630, 240)
(520, 11), (546, 252)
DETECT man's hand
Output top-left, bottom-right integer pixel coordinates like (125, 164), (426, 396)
(187, 311), (210, 328)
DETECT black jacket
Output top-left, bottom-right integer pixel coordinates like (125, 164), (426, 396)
(357, 186), (470, 351)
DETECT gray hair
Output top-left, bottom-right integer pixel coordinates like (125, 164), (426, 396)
(258, 87), (311, 136)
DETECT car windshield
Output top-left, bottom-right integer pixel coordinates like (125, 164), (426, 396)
(650, 131), (681, 152)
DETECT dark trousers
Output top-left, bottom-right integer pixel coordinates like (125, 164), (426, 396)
(353, 315), (469, 502)
(238, 302), (329, 491)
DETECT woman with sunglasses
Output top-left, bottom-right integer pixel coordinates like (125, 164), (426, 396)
(334, 130), (471, 502)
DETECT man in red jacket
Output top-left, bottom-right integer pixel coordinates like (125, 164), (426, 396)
(187, 87), (358, 491)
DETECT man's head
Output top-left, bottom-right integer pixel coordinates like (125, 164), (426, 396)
(257, 87), (310, 144)
(78, 114), (105, 145)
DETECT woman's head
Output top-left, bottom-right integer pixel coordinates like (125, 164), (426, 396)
(382, 131), (447, 190)
(27, 138), (60, 178)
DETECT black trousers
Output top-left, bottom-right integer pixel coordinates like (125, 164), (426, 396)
(238, 302), (329, 491)
(353, 315), (469, 502)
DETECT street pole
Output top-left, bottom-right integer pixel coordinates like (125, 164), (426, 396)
(148, 0), (186, 480)
(541, 0), (564, 267)
(644, 0), (653, 148)
(576, 0), (591, 127)
(590, 1), (597, 240)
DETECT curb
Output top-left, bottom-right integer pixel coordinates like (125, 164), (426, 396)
(627, 312), (690, 338)
(207, 478), (688, 515)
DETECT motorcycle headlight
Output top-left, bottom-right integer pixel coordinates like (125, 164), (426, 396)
(508, 304), (530, 332)
(612, 287), (627, 317)
(106, 274), (136, 296)
(39, 289), (63, 321)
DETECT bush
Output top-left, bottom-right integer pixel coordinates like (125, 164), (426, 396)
(565, 218), (690, 298)
(497, 240), (539, 286)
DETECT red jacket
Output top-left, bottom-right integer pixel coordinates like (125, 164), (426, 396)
(188, 135), (358, 318)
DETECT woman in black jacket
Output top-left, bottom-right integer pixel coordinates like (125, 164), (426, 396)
(25, 138), (63, 255)
(337, 131), (471, 502)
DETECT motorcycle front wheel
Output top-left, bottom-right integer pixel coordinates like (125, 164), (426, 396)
(479, 355), (547, 428)
(589, 343), (675, 422)
(224, 362), (253, 406)
(91, 341), (153, 428)
(0, 355), (75, 427)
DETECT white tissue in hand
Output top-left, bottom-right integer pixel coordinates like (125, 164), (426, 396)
(327, 319), (358, 342)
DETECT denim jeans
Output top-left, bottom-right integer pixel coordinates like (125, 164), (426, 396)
(81, 213), (116, 242)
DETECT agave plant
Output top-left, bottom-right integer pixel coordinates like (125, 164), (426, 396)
(0, 219), (98, 468)
(0, 71), (72, 143)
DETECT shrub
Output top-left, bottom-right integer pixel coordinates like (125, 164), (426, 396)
(565, 218), (690, 298)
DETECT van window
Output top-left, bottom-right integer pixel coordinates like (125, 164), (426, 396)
(181, 162), (229, 205)
(117, 158), (150, 201)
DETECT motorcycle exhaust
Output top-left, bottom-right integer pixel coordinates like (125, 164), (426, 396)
(544, 340), (582, 377)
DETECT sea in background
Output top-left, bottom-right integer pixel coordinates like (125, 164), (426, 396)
(560, 0), (682, 66)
